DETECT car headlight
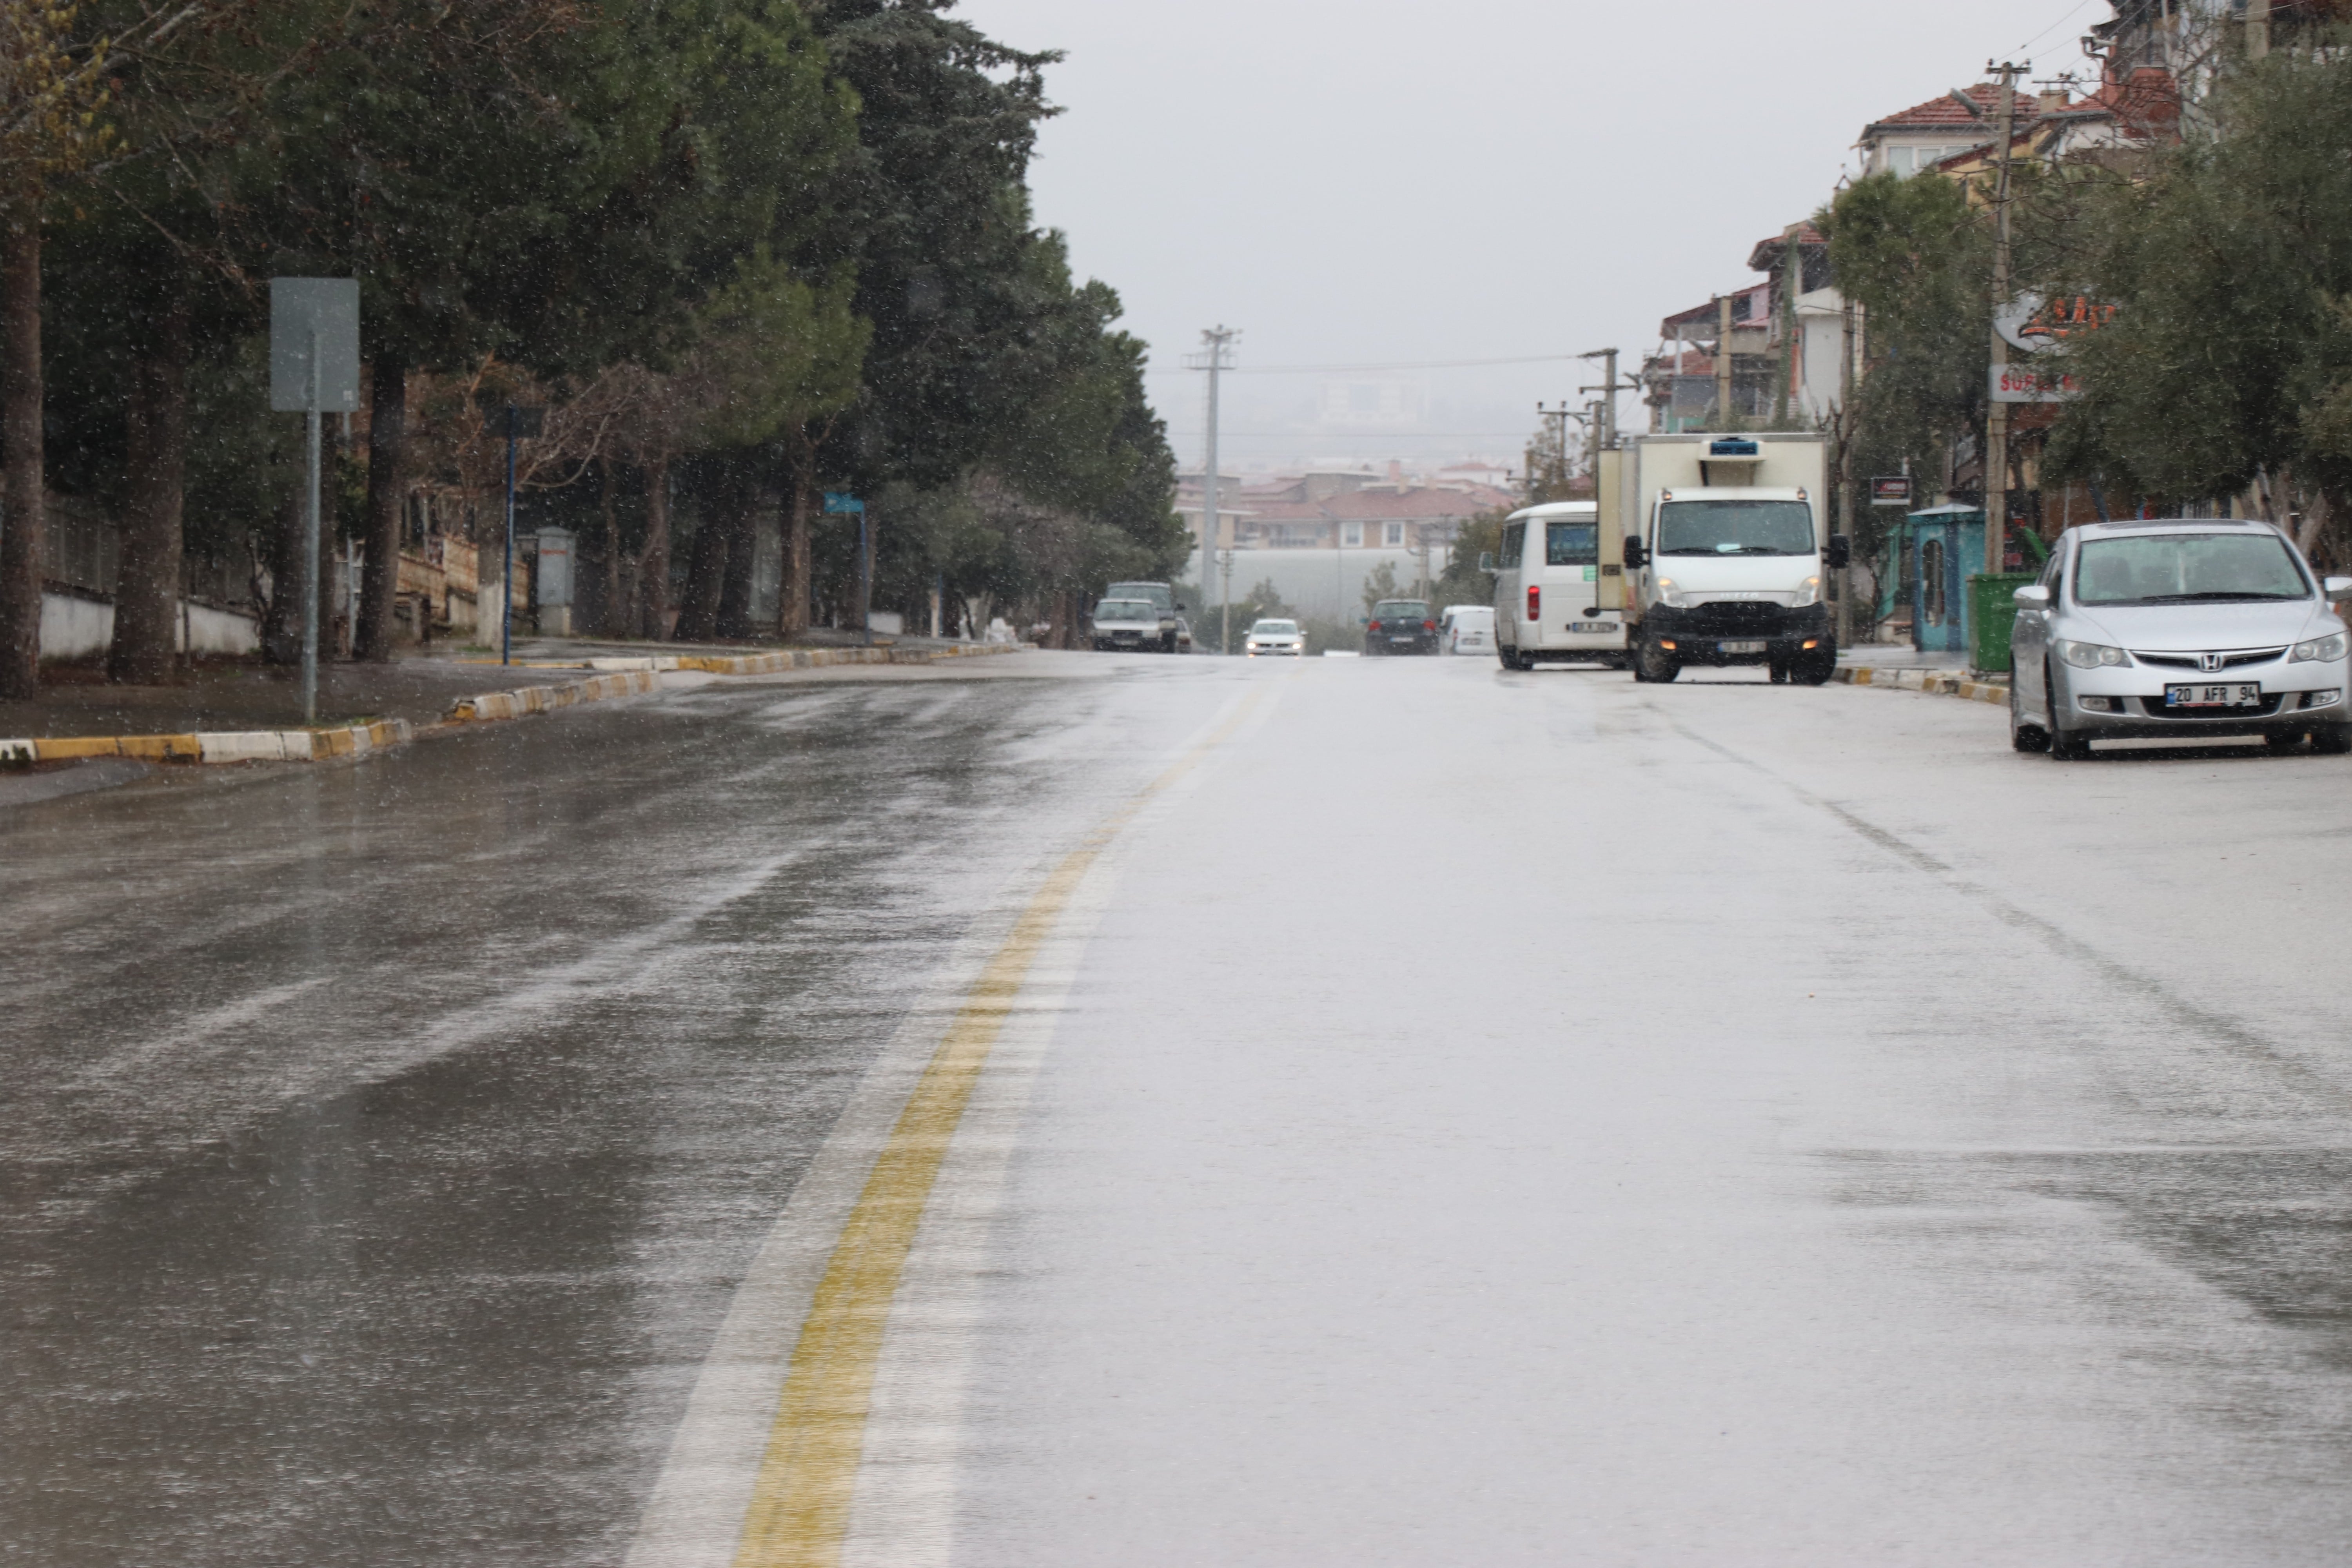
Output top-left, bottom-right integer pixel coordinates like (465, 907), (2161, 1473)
(2292, 632), (2348, 663)
(1656, 577), (1687, 608)
(2056, 639), (2131, 669)
(1792, 575), (1821, 608)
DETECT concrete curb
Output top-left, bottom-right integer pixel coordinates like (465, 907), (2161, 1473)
(0, 719), (416, 767)
(448, 668), (662, 722)
(0, 642), (1034, 769)
(1835, 664), (2010, 705)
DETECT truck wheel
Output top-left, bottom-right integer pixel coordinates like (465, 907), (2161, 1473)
(1793, 649), (1835, 686)
(1768, 660), (1790, 683)
(1636, 635), (1680, 684)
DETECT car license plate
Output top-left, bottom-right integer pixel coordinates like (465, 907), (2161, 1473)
(1570, 621), (1614, 634)
(1719, 640), (1766, 654)
(2165, 682), (2263, 708)
(1390, 635), (1415, 642)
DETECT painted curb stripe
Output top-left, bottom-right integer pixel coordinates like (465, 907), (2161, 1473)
(727, 690), (1263, 1568)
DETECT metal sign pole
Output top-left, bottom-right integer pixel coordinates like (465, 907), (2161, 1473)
(858, 506), (872, 646)
(301, 326), (321, 728)
(503, 405), (517, 667)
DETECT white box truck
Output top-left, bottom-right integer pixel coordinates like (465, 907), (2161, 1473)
(1601, 433), (1848, 684)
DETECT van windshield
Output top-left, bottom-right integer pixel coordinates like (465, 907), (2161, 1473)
(1546, 523), (1597, 565)
(2074, 533), (2309, 605)
(1657, 499), (1814, 556)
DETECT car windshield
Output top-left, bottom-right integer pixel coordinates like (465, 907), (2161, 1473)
(1546, 523), (1597, 565)
(1373, 602), (1428, 621)
(1105, 583), (1169, 606)
(1656, 499), (1814, 556)
(2074, 532), (2310, 605)
(1250, 621), (1298, 635)
(1094, 599), (1154, 620)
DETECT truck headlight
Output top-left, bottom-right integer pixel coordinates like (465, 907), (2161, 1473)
(1792, 575), (1821, 607)
(2057, 639), (2131, 669)
(1656, 577), (1687, 608)
(2292, 632), (2347, 663)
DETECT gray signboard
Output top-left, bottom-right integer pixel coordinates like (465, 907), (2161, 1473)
(269, 278), (361, 413)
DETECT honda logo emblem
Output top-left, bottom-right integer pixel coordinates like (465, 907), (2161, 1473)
(2200, 652), (2225, 672)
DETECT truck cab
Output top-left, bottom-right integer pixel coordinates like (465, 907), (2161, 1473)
(1612, 435), (1846, 684)
(1490, 501), (1629, 671)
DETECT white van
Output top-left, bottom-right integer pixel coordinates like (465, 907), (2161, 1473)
(1439, 605), (1494, 655)
(1488, 501), (1629, 670)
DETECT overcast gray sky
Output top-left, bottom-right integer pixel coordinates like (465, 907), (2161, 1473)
(956, 0), (2102, 474)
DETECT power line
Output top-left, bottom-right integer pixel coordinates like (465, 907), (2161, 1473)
(1153, 353), (1584, 376)
(2013, 0), (2098, 55)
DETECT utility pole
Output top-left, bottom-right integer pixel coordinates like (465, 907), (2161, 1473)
(1714, 296), (1736, 429)
(1983, 60), (2026, 577)
(1777, 222), (1805, 429)
(1534, 402), (1575, 499)
(1579, 348), (1640, 456)
(2249, 0), (2271, 58)
(1187, 326), (1239, 648)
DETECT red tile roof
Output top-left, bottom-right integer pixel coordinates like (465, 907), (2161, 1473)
(1866, 83), (2004, 133)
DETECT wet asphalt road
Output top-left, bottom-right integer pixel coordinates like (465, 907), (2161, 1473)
(12, 652), (2352, 1563)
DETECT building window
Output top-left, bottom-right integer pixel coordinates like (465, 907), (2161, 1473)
(1385, 522), (1405, 547)
(1344, 523), (1362, 547)
(1886, 145), (1916, 177)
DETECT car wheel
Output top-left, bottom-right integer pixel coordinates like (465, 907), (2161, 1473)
(2312, 723), (2352, 755)
(1768, 660), (1790, 683)
(2266, 728), (2309, 751)
(2010, 677), (2050, 752)
(2045, 667), (2092, 759)
(1636, 635), (1681, 684)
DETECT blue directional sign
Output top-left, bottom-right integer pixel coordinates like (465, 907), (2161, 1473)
(822, 492), (865, 515)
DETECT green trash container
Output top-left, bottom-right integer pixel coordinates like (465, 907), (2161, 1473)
(1967, 572), (2037, 674)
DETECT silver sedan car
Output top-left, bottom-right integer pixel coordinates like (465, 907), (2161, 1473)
(2009, 518), (2352, 758)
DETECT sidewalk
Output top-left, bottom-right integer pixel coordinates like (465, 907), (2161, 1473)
(0, 632), (1011, 739)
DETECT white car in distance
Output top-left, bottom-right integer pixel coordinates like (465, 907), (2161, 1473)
(1245, 618), (1306, 657)
(1441, 605), (1494, 655)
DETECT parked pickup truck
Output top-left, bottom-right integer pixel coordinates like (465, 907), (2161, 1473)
(1091, 597), (1178, 653)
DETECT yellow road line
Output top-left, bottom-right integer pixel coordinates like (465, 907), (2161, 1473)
(731, 689), (1266, 1568)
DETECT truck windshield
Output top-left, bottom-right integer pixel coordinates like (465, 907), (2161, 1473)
(1546, 523), (1597, 565)
(1657, 500), (1814, 556)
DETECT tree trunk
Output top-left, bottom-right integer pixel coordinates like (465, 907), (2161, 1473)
(0, 217), (44, 697)
(782, 440), (813, 637)
(671, 467), (732, 642)
(355, 355), (407, 661)
(109, 287), (191, 684)
(713, 474), (759, 641)
(262, 481), (304, 664)
(637, 456), (671, 640)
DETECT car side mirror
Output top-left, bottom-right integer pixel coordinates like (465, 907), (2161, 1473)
(2012, 584), (2051, 608)
(2325, 576), (2352, 600)
(1477, 552), (1495, 572)
(1623, 538), (1649, 569)
(1825, 535), (1851, 570)
(1358, 616), (1368, 625)
(1175, 601), (1189, 612)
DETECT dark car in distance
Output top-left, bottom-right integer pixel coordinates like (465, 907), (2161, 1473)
(1365, 599), (1438, 655)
